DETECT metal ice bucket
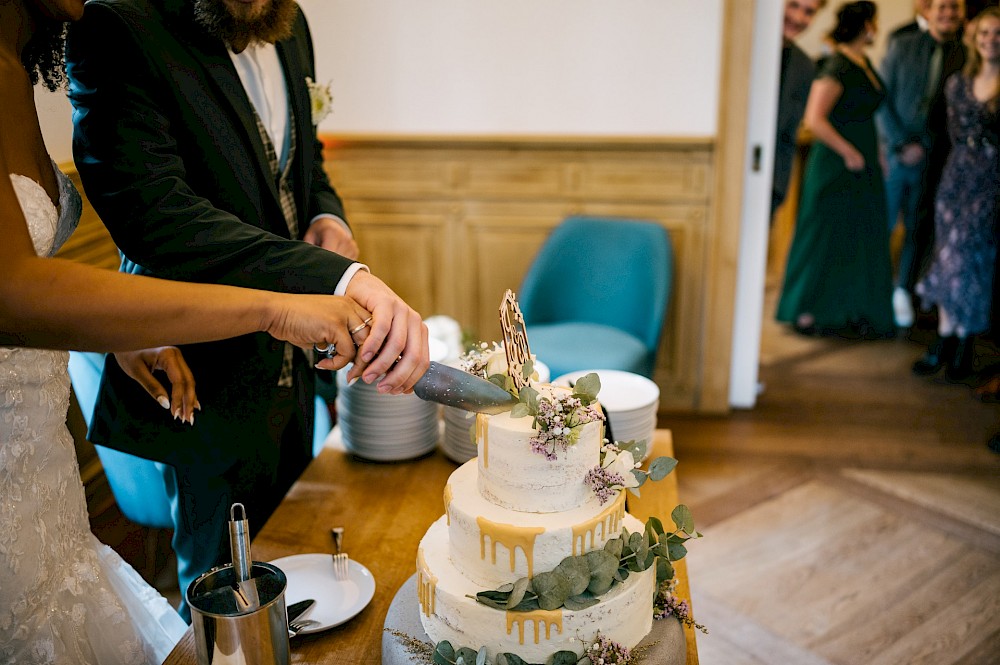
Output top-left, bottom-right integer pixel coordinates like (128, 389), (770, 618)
(187, 561), (290, 665)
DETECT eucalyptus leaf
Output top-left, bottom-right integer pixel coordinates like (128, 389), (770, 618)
(646, 516), (665, 537)
(519, 385), (540, 412)
(498, 583), (515, 593)
(433, 641), (456, 665)
(648, 456), (678, 481)
(632, 470), (648, 487)
(604, 537), (624, 559)
(551, 652), (580, 665)
(498, 653), (528, 665)
(522, 358), (534, 381)
(475, 590), (512, 610)
(573, 373), (601, 403)
(584, 549), (618, 595)
(488, 375), (508, 390)
(563, 593), (600, 611)
(531, 570), (573, 610)
(476, 647), (487, 665)
(672, 504), (695, 533)
(510, 403), (530, 419)
(509, 596), (540, 612)
(628, 531), (643, 552)
(667, 541), (688, 561)
(456, 647), (478, 665)
(656, 557), (675, 585)
(554, 556), (591, 596)
(507, 577), (531, 609)
(615, 566), (630, 583)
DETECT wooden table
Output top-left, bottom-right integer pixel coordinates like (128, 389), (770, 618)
(165, 430), (698, 665)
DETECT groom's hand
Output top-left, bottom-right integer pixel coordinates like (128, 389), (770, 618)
(303, 217), (359, 260)
(343, 271), (429, 395)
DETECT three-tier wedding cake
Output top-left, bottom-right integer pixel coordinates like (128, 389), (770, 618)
(415, 384), (666, 662)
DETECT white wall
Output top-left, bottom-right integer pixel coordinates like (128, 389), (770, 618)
(298, 0), (722, 136)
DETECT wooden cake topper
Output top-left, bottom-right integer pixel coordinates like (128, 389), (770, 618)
(500, 289), (532, 391)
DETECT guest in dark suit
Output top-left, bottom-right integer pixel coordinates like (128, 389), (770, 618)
(66, 0), (429, 620)
(877, 0), (966, 328)
(773, 0), (826, 218)
(888, 0), (931, 43)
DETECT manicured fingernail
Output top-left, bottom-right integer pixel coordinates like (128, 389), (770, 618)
(348, 377), (359, 387)
(195, 401), (202, 411)
(158, 396), (170, 410)
(173, 410), (181, 421)
(188, 414), (195, 426)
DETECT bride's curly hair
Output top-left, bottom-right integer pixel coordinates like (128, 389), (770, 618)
(22, 18), (68, 92)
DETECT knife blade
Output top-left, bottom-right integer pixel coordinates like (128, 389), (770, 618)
(287, 598), (315, 624)
(315, 341), (518, 414)
(412, 361), (518, 414)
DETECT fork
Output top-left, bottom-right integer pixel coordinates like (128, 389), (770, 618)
(331, 527), (349, 580)
(288, 619), (318, 637)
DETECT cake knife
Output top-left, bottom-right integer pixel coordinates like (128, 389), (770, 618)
(314, 343), (516, 414)
(411, 361), (517, 414)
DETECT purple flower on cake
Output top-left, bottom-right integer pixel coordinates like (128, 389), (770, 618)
(654, 579), (708, 633)
(586, 443), (641, 504)
(527, 392), (603, 460)
(584, 633), (636, 664)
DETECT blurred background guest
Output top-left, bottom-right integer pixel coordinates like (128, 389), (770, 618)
(888, 0), (931, 42)
(878, 0), (965, 328)
(773, 0), (827, 219)
(913, 7), (1000, 381)
(777, 1), (894, 338)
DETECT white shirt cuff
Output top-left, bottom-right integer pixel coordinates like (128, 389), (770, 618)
(334, 263), (369, 296)
(310, 213), (352, 237)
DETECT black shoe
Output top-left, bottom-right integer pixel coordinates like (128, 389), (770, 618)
(912, 335), (957, 376)
(945, 336), (976, 382)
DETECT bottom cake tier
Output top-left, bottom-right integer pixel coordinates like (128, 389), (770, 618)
(416, 515), (657, 662)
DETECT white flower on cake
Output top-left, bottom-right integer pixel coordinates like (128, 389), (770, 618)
(587, 441), (680, 505)
(458, 341), (540, 393)
(305, 77), (333, 125)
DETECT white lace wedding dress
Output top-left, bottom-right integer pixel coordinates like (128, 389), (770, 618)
(0, 165), (186, 664)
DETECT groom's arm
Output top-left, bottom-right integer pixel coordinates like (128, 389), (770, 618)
(66, 0), (354, 294)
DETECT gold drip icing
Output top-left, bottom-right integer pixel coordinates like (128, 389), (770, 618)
(477, 414), (489, 467)
(571, 490), (625, 555)
(477, 516), (545, 577)
(443, 483), (454, 526)
(506, 609), (563, 645)
(416, 547), (437, 616)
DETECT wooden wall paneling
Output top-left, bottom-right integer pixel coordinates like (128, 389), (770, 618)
(345, 201), (456, 320)
(323, 137), (715, 412)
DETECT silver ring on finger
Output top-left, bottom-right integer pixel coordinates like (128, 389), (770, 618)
(350, 316), (373, 336)
(314, 343), (336, 360)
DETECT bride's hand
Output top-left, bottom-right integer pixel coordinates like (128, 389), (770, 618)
(262, 294), (373, 371)
(114, 347), (198, 425)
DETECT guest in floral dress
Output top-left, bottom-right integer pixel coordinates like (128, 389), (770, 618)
(914, 7), (1000, 381)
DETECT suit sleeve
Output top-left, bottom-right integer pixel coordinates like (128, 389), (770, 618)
(876, 38), (910, 152)
(295, 10), (347, 225)
(66, 1), (354, 294)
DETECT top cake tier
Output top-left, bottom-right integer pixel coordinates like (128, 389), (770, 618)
(475, 388), (603, 514)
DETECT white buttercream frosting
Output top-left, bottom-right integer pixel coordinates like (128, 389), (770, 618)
(418, 516), (655, 662)
(446, 460), (625, 588)
(475, 387), (603, 514)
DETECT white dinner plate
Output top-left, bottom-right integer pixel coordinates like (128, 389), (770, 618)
(269, 553), (375, 634)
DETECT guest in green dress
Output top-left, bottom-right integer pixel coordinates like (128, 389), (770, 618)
(777, 1), (895, 337)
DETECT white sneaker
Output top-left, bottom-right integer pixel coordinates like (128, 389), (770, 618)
(893, 287), (914, 328)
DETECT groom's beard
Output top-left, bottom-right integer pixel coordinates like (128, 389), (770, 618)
(194, 0), (297, 52)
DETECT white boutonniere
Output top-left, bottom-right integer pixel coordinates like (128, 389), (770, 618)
(305, 77), (333, 126)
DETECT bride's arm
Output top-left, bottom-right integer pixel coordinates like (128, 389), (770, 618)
(0, 158), (368, 365)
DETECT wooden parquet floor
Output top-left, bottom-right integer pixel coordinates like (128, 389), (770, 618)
(665, 280), (1000, 665)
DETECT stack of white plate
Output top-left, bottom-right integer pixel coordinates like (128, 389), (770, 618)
(334, 340), (447, 462)
(552, 369), (659, 458)
(440, 360), (550, 464)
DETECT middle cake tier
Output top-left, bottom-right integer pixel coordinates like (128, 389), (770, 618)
(446, 460), (628, 588)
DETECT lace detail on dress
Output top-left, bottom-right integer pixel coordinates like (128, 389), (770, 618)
(1, 165), (183, 664)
